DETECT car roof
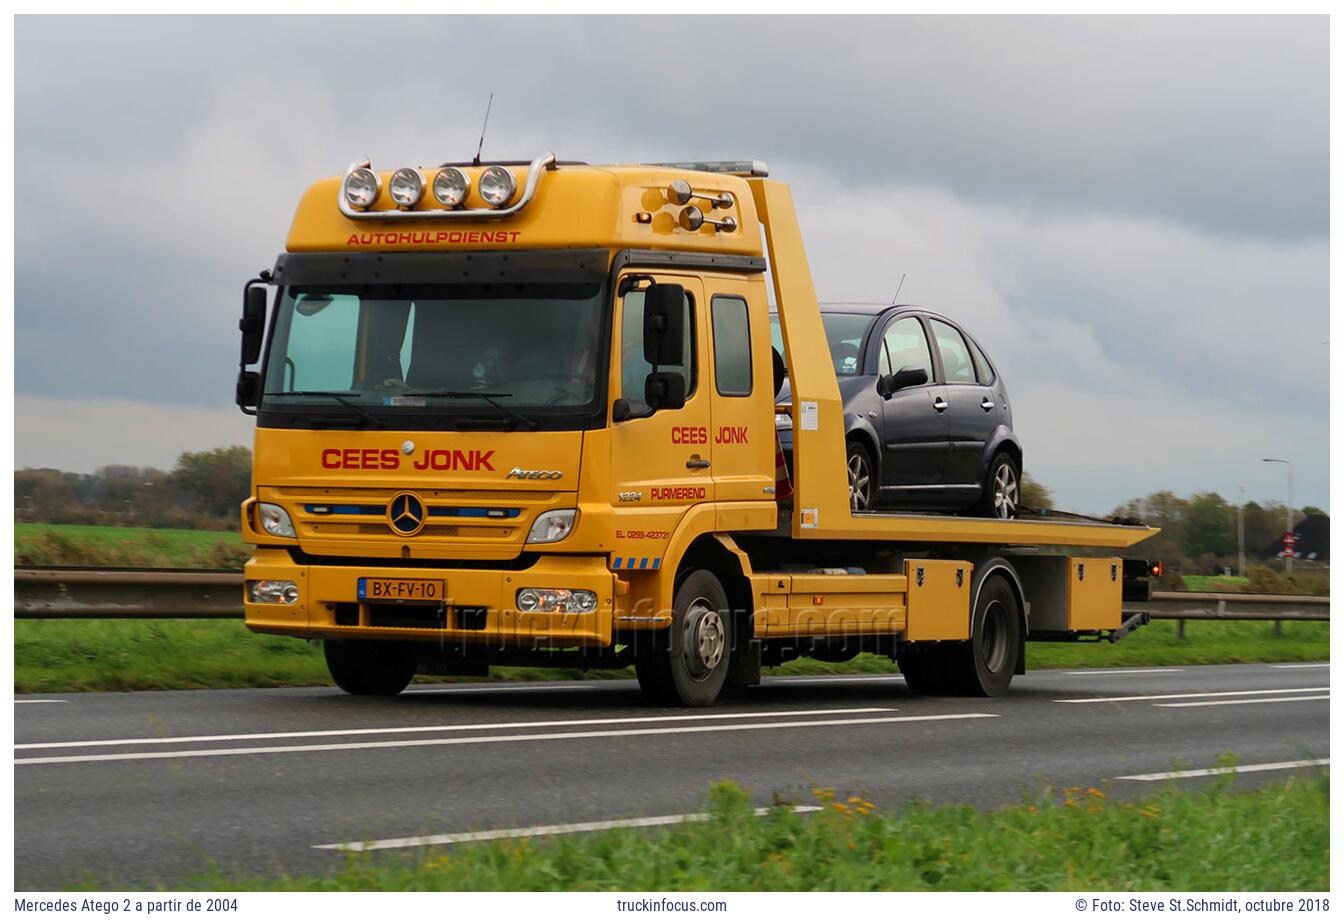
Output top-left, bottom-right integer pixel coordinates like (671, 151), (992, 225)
(769, 303), (954, 323)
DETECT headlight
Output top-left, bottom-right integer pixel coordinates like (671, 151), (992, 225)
(432, 167), (470, 207)
(527, 509), (576, 544)
(388, 167), (424, 209)
(478, 165), (517, 207)
(257, 502), (296, 538)
(775, 412), (792, 430)
(516, 588), (597, 614)
(248, 579), (299, 605)
(342, 167), (381, 210)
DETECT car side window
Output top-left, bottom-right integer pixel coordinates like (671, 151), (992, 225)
(969, 337), (996, 385)
(930, 319), (977, 385)
(620, 288), (696, 413)
(881, 316), (934, 382)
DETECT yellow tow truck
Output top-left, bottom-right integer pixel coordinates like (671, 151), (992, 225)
(236, 153), (1158, 705)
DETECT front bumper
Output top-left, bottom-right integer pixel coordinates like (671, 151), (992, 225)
(244, 549), (617, 647)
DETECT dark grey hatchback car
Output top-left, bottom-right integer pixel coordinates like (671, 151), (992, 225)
(771, 304), (1022, 518)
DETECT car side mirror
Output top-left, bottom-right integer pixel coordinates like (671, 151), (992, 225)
(643, 283), (686, 366)
(878, 365), (929, 398)
(644, 371), (686, 412)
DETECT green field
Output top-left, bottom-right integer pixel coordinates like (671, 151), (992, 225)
(13, 617), (1329, 694)
(117, 773), (1327, 891)
(15, 523), (249, 568)
(1181, 575), (1251, 592)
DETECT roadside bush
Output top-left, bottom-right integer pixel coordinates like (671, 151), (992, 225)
(1247, 566), (1295, 595)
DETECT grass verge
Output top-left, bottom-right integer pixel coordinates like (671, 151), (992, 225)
(14, 617), (1329, 693)
(15, 523), (249, 568)
(142, 772), (1328, 891)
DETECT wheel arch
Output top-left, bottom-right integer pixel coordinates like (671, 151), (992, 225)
(979, 429), (1022, 482)
(968, 554), (1028, 676)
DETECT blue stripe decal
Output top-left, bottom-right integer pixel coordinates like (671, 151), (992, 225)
(305, 504), (382, 515)
(612, 557), (622, 569)
(653, 558), (662, 570)
(640, 557), (649, 569)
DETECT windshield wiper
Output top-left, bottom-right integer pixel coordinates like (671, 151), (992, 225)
(397, 391), (540, 431)
(263, 391), (384, 429)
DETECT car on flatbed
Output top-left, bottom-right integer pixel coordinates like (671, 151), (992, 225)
(771, 304), (1021, 517)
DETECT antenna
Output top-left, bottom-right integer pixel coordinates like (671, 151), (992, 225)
(890, 273), (906, 305)
(472, 93), (494, 167)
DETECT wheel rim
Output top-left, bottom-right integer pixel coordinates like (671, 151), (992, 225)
(848, 452), (872, 511)
(993, 463), (1018, 519)
(980, 600), (1010, 673)
(685, 600), (725, 679)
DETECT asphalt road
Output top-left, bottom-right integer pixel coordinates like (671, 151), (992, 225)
(13, 662), (1330, 889)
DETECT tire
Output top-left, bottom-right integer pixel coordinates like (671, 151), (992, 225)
(846, 440), (876, 512)
(896, 644), (952, 695)
(972, 451), (1021, 519)
(634, 569), (732, 707)
(943, 575), (1022, 697)
(324, 639), (419, 696)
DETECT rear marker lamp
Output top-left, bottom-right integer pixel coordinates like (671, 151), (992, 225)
(432, 167), (471, 207)
(527, 509), (577, 544)
(248, 580), (299, 605)
(342, 167), (381, 210)
(516, 588), (598, 614)
(389, 168), (425, 209)
(257, 502), (296, 538)
(479, 165), (517, 207)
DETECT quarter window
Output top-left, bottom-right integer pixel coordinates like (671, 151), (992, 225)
(711, 296), (752, 396)
(969, 337), (996, 384)
(620, 287), (695, 413)
(880, 316), (934, 382)
(930, 319), (977, 384)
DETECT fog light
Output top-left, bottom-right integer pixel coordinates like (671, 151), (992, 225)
(388, 167), (425, 209)
(342, 166), (381, 210)
(257, 502), (296, 538)
(248, 580), (300, 605)
(516, 588), (598, 614)
(432, 167), (470, 207)
(479, 165), (517, 207)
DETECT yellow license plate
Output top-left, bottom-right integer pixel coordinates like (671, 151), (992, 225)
(357, 578), (446, 604)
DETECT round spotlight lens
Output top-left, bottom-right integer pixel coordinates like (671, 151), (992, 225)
(342, 167), (381, 210)
(479, 166), (517, 208)
(517, 589), (541, 612)
(388, 168), (425, 209)
(432, 167), (471, 208)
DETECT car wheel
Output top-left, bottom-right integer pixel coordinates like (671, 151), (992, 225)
(973, 451), (1020, 519)
(846, 440), (876, 512)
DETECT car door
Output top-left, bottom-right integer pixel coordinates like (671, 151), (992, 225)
(928, 317), (996, 487)
(876, 314), (949, 495)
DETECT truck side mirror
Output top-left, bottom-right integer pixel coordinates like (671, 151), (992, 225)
(235, 371), (261, 409)
(643, 283), (685, 366)
(240, 285), (268, 365)
(878, 365), (928, 398)
(644, 371), (686, 412)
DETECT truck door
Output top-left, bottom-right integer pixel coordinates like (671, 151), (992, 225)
(877, 314), (949, 493)
(705, 279), (774, 504)
(609, 274), (712, 568)
(928, 317), (995, 487)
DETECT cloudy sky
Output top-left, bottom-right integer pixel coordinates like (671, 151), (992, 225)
(14, 15), (1328, 514)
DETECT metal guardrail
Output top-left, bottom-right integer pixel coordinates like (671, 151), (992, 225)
(11, 568), (1331, 629)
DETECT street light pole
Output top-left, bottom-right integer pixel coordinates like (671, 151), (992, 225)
(1237, 485), (1246, 579)
(1262, 458), (1295, 574)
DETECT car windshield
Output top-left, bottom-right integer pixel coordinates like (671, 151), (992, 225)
(261, 281), (605, 419)
(769, 312), (872, 376)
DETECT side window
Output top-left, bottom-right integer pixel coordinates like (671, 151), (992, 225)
(619, 287), (695, 412)
(285, 293), (360, 391)
(930, 320), (977, 384)
(711, 296), (752, 397)
(969, 337), (996, 384)
(880, 316), (933, 382)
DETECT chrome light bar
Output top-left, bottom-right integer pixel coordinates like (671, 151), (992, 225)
(338, 152), (557, 221)
(646, 160), (769, 177)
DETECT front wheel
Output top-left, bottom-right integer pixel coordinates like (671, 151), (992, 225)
(324, 639), (419, 696)
(635, 569), (732, 707)
(973, 451), (1020, 519)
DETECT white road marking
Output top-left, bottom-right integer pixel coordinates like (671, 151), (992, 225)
(403, 684), (601, 694)
(316, 805), (826, 852)
(14, 700), (69, 704)
(1118, 759), (1329, 781)
(15, 707), (895, 751)
(14, 712), (997, 766)
(1269, 663), (1331, 669)
(1062, 668), (1182, 676)
(1156, 695), (1329, 708)
(1055, 687), (1328, 704)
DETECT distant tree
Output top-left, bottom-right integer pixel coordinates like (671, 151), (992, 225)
(1020, 473), (1054, 510)
(170, 447), (253, 520)
(1301, 505), (1326, 519)
(1112, 490), (1190, 570)
(14, 469), (76, 522)
(1182, 492), (1236, 559)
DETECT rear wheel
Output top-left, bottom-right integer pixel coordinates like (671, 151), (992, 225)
(324, 639), (418, 696)
(896, 644), (952, 695)
(635, 569), (732, 707)
(973, 451), (1020, 519)
(846, 440), (876, 512)
(945, 575), (1021, 696)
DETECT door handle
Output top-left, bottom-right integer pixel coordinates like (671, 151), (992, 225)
(686, 457), (711, 469)
(932, 397), (948, 412)
(980, 397), (995, 412)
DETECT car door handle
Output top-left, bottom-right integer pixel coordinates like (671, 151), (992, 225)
(686, 457), (711, 469)
(932, 397), (948, 412)
(980, 398), (995, 411)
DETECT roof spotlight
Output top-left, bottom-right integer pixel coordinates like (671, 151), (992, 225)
(432, 167), (471, 208)
(342, 166), (381, 210)
(388, 168), (425, 209)
(479, 166), (517, 208)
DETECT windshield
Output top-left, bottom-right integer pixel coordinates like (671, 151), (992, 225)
(261, 281), (605, 424)
(769, 312), (872, 377)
